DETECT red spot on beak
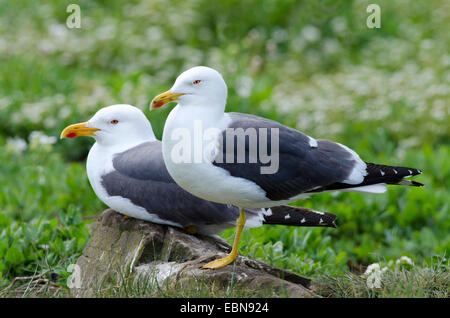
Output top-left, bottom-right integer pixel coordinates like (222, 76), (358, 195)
(67, 132), (77, 138)
(153, 101), (164, 108)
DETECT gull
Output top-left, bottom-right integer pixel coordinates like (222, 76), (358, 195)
(150, 66), (423, 269)
(60, 104), (337, 235)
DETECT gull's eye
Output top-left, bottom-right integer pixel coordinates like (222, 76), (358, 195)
(110, 119), (119, 125)
(193, 80), (201, 85)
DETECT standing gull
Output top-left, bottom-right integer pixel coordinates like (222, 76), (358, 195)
(60, 104), (337, 235)
(150, 66), (423, 269)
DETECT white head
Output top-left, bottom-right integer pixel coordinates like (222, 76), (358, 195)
(150, 66), (228, 112)
(61, 104), (156, 148)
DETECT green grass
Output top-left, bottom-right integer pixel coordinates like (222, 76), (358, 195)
(0, 0), (448, 297)
(318, 257), (449, 298)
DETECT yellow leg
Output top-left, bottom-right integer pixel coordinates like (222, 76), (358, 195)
(202, 208), (246, 269)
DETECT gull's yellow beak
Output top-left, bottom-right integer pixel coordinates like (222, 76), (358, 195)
(150, 90), (184, 110)
(60, 122), (100, 139)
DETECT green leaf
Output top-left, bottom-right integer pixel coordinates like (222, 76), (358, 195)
(5, 246), (25, 265)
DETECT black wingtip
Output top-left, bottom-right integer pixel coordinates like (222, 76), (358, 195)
(327, 214), (338, 228)
(263, 205), (338, 228)
(394, 179), (424, 187)
(409, 168), (423, 176)
(331, 217), (338, 228)
(413, 181), (425, 187)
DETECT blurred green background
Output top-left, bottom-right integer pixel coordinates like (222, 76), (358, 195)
(0, 0), (448, 293)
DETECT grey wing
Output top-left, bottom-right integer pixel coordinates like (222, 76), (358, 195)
(101, 141), (240, 226)
(213, 113), (364, 201)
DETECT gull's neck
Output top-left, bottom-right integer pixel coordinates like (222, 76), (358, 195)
(98, 137), (154, 155)
(92, 129), (156, 160)
(173, 101), (226, 127)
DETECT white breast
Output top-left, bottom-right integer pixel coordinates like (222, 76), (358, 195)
(86, 143), (182, 227)
(161, 106), (269, 208)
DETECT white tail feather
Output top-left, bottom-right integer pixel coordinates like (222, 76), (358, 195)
(340, 183), (387, 194)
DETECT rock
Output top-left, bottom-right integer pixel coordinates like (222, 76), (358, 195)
(70, 209), (321, 297)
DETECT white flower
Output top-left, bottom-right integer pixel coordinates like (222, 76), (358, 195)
(235, 76), (253, 98)
(48, 23), (68, 41)
(44, 117), (57, 129)
(6, 137), (28, 153)
(331, 16), (347, 34)
(364, 262), (389, 289)
(20, 102), (47, 124)
(301, 25), (321, 42)
(396, 256), (414, 266)
(272, 28), (287, 43)
(323, 38), (340, 55)
(29, 131), (57, 145)
(364, 263), (381, 276)
(38, 175), (46, 185)
(0, 97), (11, 110)
(366, 271), (382, 289)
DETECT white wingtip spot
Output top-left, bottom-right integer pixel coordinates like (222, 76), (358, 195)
(300, 218), (306, 223)
(308, 136), (318, 148)
(380, 170), (385, 176)
(311, 209), (325, 215)
(284, 214), (291, 220)
(393, 169), (398, 174)
(319, 218), (323, 224)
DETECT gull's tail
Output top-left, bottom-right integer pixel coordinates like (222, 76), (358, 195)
(363, 163), (423, 187)
(306, 163), (423, 194)
(261, 205), (337, 228)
